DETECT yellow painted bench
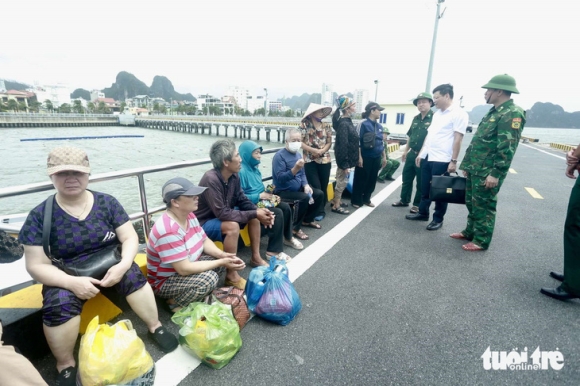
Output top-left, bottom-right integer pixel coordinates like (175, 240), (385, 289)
(0, 253), (149, 334)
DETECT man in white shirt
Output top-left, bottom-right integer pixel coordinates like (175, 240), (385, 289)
(406, 84), (468, 230)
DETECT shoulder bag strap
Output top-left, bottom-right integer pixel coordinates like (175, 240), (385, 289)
(42, 195), (56, 261)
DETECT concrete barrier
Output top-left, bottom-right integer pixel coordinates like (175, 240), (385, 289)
(550, 143), (576, 152)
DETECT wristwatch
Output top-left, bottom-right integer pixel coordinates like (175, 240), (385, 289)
(450, 159), (458, 163)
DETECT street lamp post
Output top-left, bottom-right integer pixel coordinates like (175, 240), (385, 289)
(425, 0), (446, 93)
(374, 80), (379, 102)
(263, 88), (268, 117)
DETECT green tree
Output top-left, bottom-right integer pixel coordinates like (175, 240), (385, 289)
(72, 100), (84, 114)
(153, 102), (160, 114)
(59, 103), (71, 113)
(96, 101), (110, 114)
(44, 99), (54, 112)
(18, 101), (28, 112)
(254, 107), (265, 116)
(0, 101), (6, 112)
(120, 101), (126, 112)
(29, 101), (42, 113)
(7, 99), (18, 112)
(159, 105), (167, 114)
(284, 109), (294, 117)
(202, 106), (208, 115)
(87, 102), (95, 113)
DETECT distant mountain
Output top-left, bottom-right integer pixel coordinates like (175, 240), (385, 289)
(468, 105), (491, 124)
(1, 80), (30, 91)
(70, 88), (91, 100)
(102, 71), (195, 102)
(280, 92), (354, 112)
(467, 102), (580, 128)
(149, 76), (195, 102)
(526, 102), (580, 128)
(103, 71), (150, 101)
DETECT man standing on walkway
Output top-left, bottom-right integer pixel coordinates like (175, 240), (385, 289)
(540, 144), (580, 300)
(392, 92), (433, 213)
(452, 74), (526, 251)
(406, 84), (468, 230)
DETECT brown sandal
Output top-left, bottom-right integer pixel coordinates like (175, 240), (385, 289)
(293, 229), (309, 240)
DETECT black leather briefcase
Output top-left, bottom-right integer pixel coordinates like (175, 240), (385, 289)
(430, 174), (466, 204)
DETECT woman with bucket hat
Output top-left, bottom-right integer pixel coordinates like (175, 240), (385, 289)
(299, 103), (333, 222)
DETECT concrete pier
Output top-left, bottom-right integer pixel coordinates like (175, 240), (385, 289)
(134, 117), (326, 143)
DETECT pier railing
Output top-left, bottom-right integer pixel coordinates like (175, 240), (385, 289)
(0, 148), (282, 237)
(0, 113), (119, 128)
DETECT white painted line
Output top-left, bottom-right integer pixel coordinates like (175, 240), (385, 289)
(287, 176), (402, 282)
(521, 143), (566, 160)
(154, 176), (403, 385)
(525, 187), (544, 199)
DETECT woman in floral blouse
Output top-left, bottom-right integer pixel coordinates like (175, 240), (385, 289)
(300, 103), (333, 222)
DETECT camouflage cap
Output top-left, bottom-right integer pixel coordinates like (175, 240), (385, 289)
(481, 74), (519, 94)
(413, 92), (434, 106)
(47, 146), (91, 176)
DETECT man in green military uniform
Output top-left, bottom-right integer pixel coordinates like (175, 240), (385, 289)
(541, 144), (580, 300)
(452, 74), (525, 251)
(377, 127), (400, 183)
(392, 92), (433, 213)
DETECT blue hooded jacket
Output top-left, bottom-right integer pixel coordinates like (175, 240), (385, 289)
(238, 140), (264, 204)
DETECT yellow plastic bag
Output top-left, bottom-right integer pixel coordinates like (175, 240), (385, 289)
(79, 316), (154, 386)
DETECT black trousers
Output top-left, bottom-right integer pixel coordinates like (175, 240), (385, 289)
(304, 162), (331, 216)
(261, 206), (286, 253)
(418, 158), (450, 223)
(351, 156), (381, 206)
(276, 188), (324, 231)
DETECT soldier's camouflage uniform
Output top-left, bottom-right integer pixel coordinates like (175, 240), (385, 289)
(378, 135), (400, 181)
(397, 111), (432, 205)
(459, 99), (525, 249)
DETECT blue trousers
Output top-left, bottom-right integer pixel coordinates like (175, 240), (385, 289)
(418, 159), (450, 223)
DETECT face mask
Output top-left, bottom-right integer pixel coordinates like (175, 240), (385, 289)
(288, 142), (302, 153)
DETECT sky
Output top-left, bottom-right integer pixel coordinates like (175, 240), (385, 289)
(2, 0), (579, 112)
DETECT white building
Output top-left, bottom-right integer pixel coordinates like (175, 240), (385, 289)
(246, 95), (266, 113)
(268, 101), (282, 112)
(226, 86), (249, 111)
(354, 89), (369, 114)
(30, 83), (71, 108)
(378, 102), (418, 135)
(90, 89), (105, 102)
(0, 80), (6, 92)
(321, 83), (333, 106)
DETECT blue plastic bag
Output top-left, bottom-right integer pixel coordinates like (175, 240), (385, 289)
(246, 257), (302, 326)
(346, 169), (355, 193)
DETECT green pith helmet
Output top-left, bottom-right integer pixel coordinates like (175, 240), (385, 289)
(382, 127), (390, 134)
(413, 92), (434, 106)
(481, 74), (519, 94)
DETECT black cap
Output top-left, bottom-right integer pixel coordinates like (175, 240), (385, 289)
(364, 102), (385, 113)
(162, 177), (207, 203)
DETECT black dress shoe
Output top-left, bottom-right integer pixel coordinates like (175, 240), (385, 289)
(385, 176), (396, 181)
(540, 286), (579, 301)
(426, 221), (443, 230)
(405, 213), (429, 221)
(549, 271), (564, 282)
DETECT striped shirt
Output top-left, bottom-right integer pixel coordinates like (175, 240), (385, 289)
(146, 212), (207, 291)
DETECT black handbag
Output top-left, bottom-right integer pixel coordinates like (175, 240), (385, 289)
(42, 194), (122, 280)
(430, 174), (467, 204)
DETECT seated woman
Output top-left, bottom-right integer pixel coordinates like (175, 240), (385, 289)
(18, 146), (178, 386)
(147, 177), (246, 312)
(238, 140), (304, 254)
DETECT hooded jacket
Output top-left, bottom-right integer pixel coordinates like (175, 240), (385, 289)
(238, 140), (265, 204)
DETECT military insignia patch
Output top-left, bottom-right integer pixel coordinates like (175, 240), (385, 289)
(512, 117), (522, 129)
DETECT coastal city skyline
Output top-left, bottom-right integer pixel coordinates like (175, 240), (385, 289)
(2, 0), (579, 112)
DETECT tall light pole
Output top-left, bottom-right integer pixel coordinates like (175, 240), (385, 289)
(425, 0), (446, 93)
(374, 80), (379, 102)
(263, 88), (268, 117)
